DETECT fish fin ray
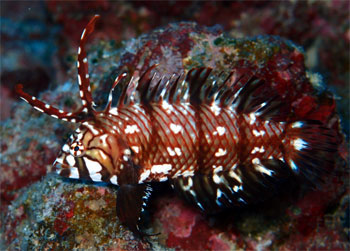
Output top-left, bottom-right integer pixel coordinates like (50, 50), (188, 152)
(116, 184), (152, 237)
(171, 160), (292, 213)
(284, 121), (340, 186)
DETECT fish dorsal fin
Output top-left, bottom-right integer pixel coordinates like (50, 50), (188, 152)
(108, 66), (290, 122)
(187, 67), (212, 105)
(229, 74), (291, 121)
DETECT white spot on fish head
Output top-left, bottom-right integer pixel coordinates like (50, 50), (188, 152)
(53, 149), (81, 180)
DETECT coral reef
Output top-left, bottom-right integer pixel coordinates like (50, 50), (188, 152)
(1, 1), (348, 250)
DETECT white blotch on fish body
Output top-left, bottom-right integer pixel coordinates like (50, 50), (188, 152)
(251, 146), (265, 154)
(151, 164), (172, 174)
(125, 124), (140, 134)
(174, 147), (182, 156)
(210, 104), (221, 116)
(215, 148), (227, 157)
(167, 147), (176, 156)
(162, 101), (175, 114)
(216, 126), (226, 136)
(109, 108), (119, 116)
(170, 123), (182, 134)
(252, 129), (265, 137)
(131, 146), (139, 154)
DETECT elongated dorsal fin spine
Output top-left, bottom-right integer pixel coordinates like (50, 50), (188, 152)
(15, 15), (101, 123)
(76, 14), (100, 113)
(105, 73), (127, 112)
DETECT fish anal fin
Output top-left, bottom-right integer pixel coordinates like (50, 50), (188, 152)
(172, 159), (293, 213)
(241, 158), (293, 197)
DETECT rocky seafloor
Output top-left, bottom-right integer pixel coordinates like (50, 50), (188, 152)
(1, 1), (349, 250)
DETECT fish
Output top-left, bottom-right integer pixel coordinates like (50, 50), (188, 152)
(15, 15), (339, 236)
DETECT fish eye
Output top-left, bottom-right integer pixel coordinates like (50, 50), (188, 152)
(70, 142), (85, 157)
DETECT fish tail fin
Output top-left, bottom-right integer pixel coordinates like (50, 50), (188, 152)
(284, 121), (340, 186)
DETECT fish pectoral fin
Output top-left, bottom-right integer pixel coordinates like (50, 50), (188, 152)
(116, 183), (152, 237)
